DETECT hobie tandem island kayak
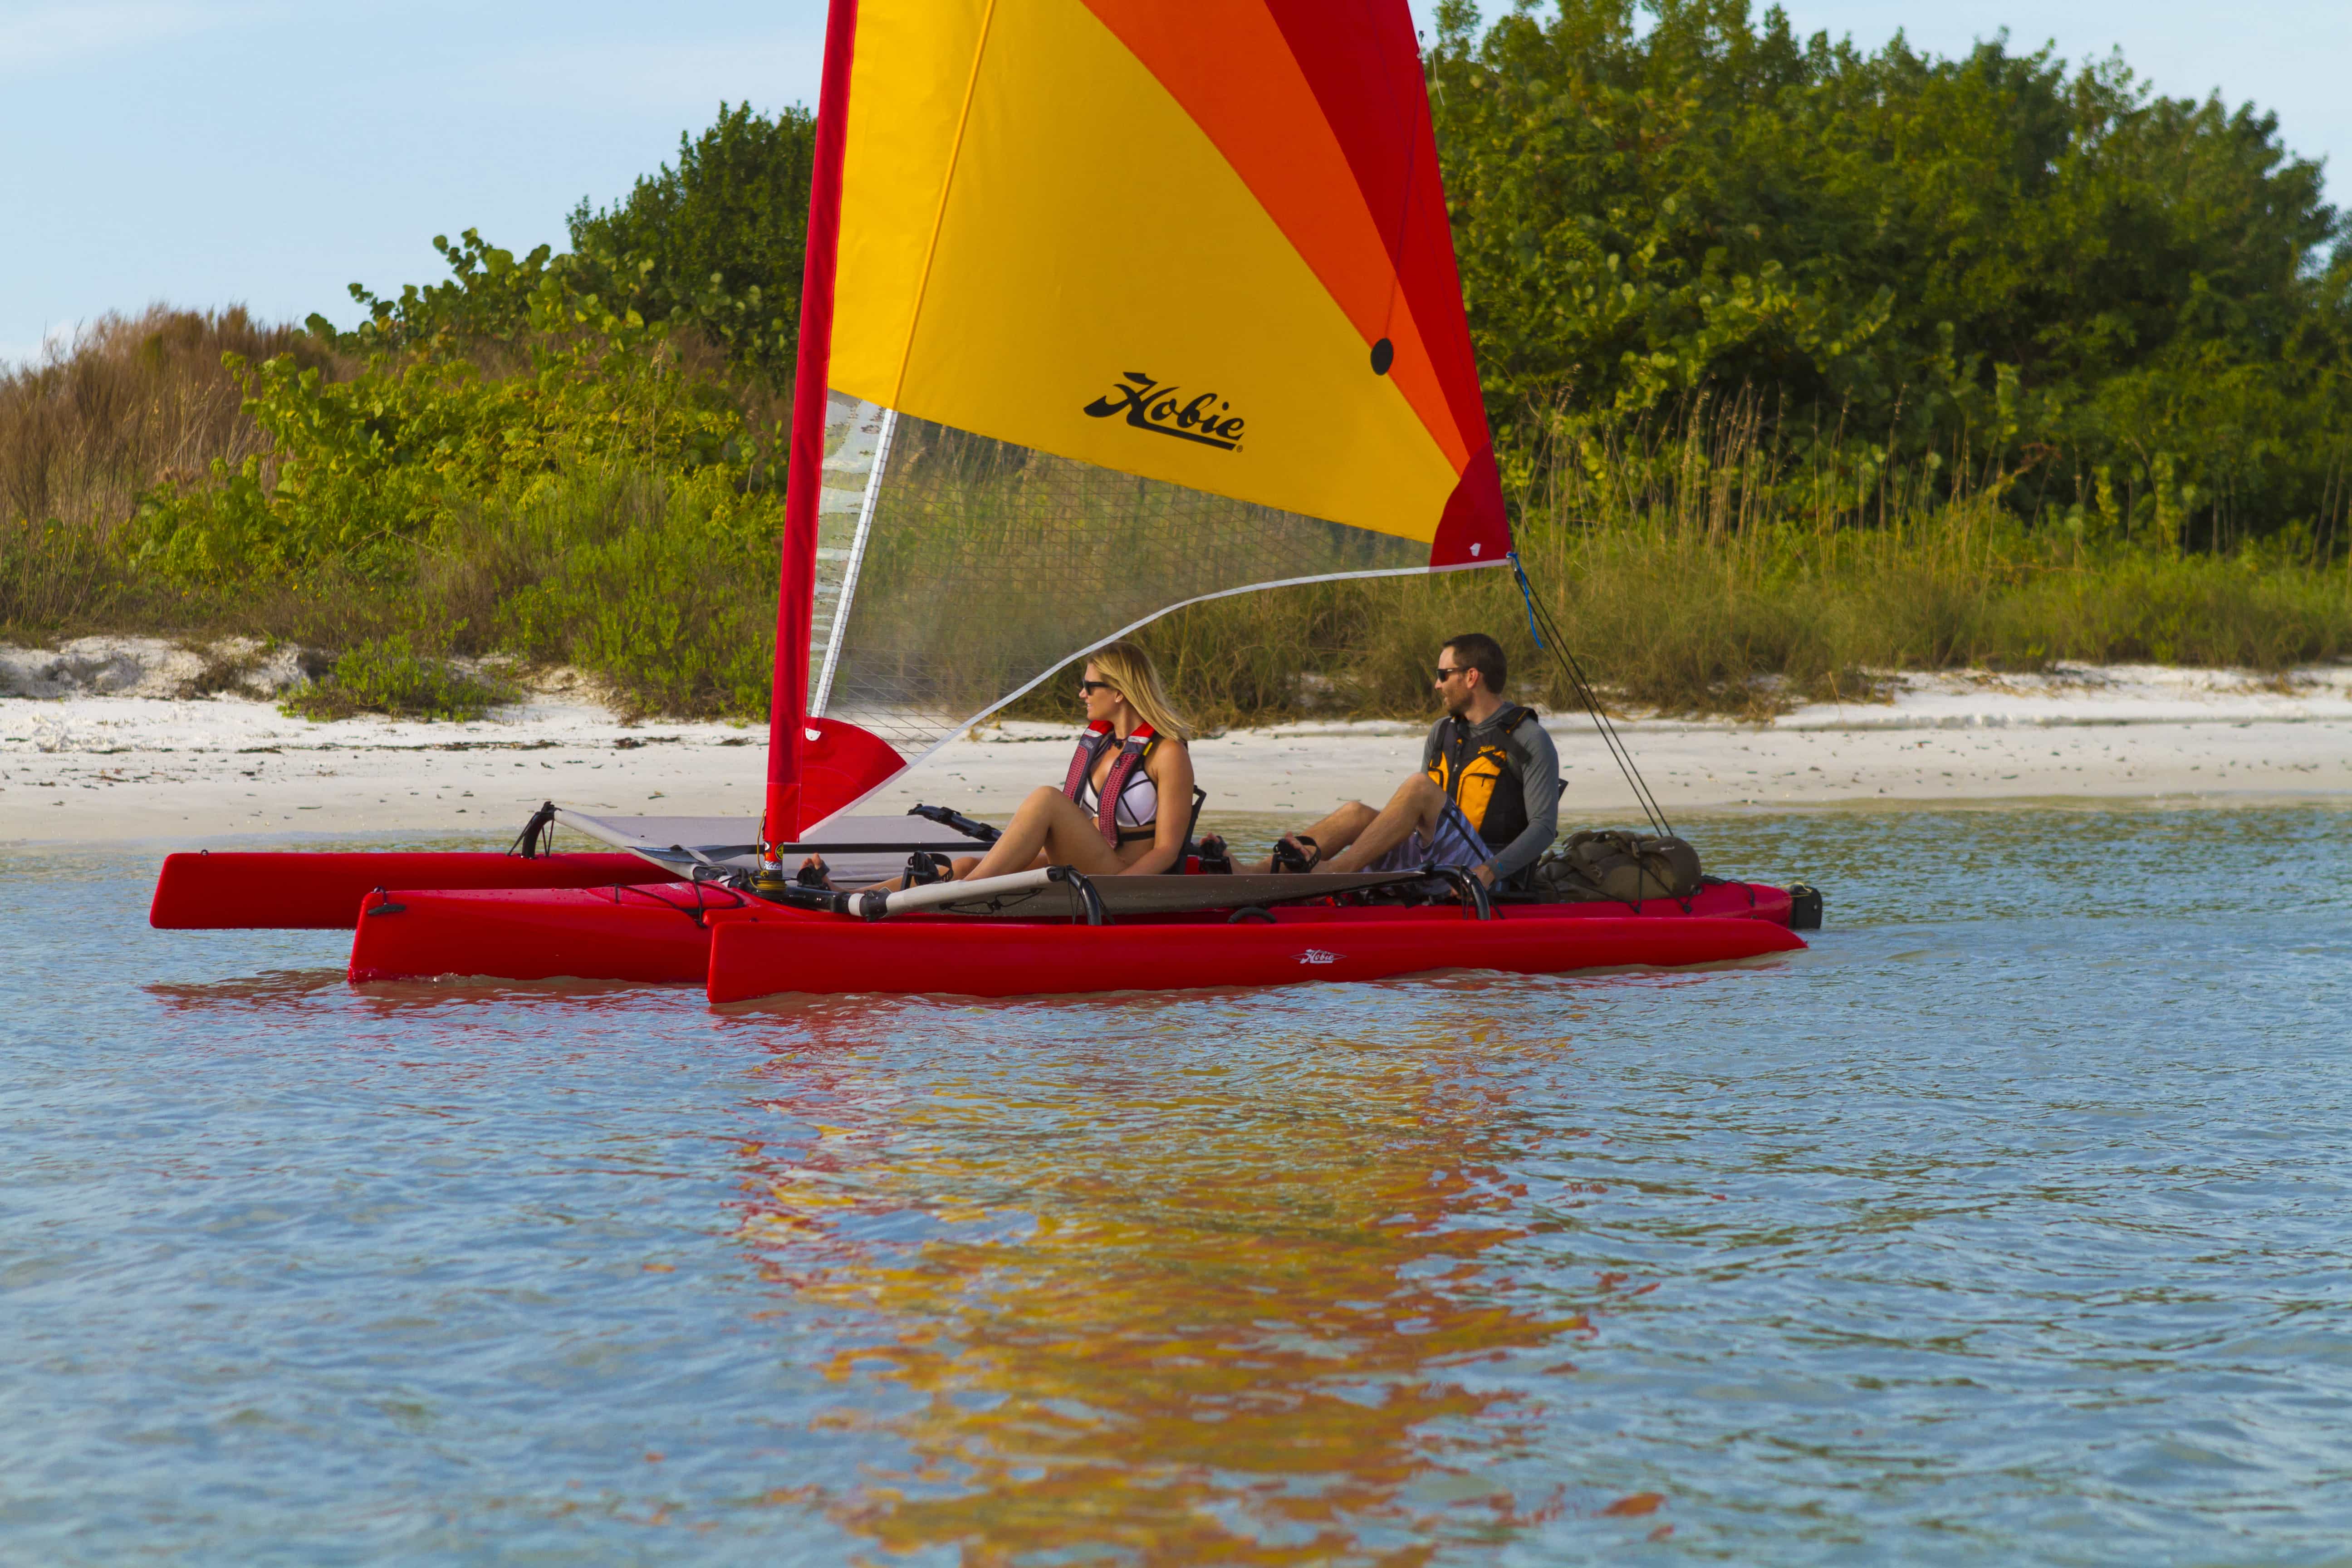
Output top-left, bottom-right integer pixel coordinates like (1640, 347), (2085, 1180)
(147, 0), (1826, 1003)
(342, 862), (1809, 998)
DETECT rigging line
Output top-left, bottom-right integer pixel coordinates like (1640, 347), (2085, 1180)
(1552, 607), (1673, 838)
(892, 0), (1001, 408)
(1532, 584), (1669, 837)
(1551, 615), (1672, 838)
(1511, 552), (1671, 836)
(1508, 549), (1546, 649)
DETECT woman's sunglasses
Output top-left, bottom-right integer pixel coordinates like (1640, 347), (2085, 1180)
(1078, 679), (1116, 695)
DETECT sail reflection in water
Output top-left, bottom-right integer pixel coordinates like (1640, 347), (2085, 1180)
(729, 992), (1593, 1561)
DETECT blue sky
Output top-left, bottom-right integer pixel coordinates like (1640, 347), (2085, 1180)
(3, 0), (2343, 366)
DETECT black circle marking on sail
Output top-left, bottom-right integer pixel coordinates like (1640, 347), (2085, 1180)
(1370, 338), (1395, 375)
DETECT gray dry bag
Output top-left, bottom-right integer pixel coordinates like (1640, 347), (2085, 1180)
(1532, 830), (1704, 903)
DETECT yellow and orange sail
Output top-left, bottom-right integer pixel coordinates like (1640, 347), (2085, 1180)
(828, 0), (1505, 560)
(770, 0), (1507, 830)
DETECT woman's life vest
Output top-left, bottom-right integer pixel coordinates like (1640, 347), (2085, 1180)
(1426, 704), (1536, 852)
(1061, 721), (1160, 846)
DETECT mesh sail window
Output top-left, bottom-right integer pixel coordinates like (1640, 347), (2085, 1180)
(793, 0), (1512, 776)
(808, 407), (1430, 760)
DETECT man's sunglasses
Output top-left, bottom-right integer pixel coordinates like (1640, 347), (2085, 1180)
(1433, 666), (1468, 682)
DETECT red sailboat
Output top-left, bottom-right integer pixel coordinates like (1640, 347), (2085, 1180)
(152, 0), (1811, 999)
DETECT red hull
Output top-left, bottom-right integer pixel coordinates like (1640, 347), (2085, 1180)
(150, 852), (676, 931)
(704, 904), (1803, 1002)
(335, 877), (1801, 989)
(346, 882), (748, 985)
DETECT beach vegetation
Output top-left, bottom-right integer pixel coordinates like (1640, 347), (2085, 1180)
(1024, 394), (2352, 726)
(278, 632), (515, 722)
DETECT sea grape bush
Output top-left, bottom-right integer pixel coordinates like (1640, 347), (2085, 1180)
(118, 267), (787, 718)
(492, 466), (779, 717)
(567, 101), (817, 383)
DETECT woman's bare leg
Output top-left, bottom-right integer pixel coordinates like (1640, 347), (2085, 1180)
(962, 787), (1131, 880)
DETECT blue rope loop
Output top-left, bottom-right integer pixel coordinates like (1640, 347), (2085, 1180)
(1507, 550), (1546, 650)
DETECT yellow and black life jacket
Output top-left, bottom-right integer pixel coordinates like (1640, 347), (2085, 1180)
(1427, 704), (1536, 852)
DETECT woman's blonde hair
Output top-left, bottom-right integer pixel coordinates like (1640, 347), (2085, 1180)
(1086, 641), (1191, 742)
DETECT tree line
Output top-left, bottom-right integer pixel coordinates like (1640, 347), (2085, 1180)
(1431, 0), (2351, 553)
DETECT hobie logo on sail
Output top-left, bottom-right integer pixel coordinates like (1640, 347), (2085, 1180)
(1082, 372), (1245, 451)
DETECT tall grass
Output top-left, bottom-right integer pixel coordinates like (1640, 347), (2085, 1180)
(1116, 396), (2352, 724)
(0, 308), (340, 627)
(0, 308), (778, 717)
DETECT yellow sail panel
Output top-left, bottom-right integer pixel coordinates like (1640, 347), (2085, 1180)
(828, 0), (1460, 544)
(829, 0), (993, 405)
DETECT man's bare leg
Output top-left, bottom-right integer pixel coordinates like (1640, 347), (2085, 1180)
(1240, 799), (1378, 874)
(852, 852), (985, 893)
(1319, 774), (1450, 874)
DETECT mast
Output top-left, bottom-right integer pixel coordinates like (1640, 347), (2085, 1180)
(764, 0), (860, 849)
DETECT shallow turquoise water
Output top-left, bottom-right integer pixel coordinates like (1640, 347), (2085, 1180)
(4, 806), (2349, 1565)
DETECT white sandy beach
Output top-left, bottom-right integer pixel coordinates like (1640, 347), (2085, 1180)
(4, 641), (2347, 845)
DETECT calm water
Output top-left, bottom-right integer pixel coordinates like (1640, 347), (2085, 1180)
(4, 806), (2349, 1566)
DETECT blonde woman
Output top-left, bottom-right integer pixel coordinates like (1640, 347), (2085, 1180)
(800, 642), (1198, 890)
(947, 641), (1198, 881)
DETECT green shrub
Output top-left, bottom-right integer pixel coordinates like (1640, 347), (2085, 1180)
(493, 467), (778, 718)
(280, 633), (514, 722)
(129, 275), (751, 590)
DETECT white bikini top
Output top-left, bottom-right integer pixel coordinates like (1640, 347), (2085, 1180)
(1077, 758), (1158, 828)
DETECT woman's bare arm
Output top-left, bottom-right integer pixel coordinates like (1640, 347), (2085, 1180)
(1124, 741), (1195, 875)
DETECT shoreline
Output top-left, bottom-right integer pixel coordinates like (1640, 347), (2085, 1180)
(5, 663), (2348, 846)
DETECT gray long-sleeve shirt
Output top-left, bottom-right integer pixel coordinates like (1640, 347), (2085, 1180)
(1420, 706), (1562, 884)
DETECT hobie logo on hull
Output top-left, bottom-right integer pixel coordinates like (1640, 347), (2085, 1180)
(1082, 372), (1245, 451)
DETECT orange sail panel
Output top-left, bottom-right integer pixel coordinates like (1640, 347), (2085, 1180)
(826, 0), (1507, 565)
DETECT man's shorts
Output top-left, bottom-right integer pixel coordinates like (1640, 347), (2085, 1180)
(1365, 800), (1490, 874)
